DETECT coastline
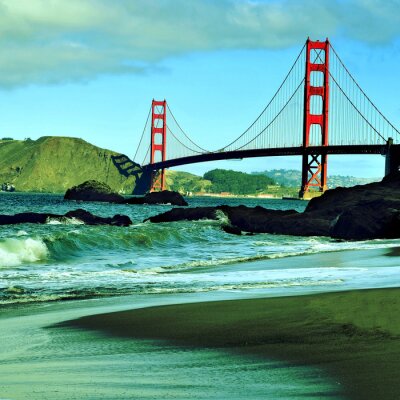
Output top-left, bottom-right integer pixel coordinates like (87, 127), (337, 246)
(64, 287), (400, 400)
(1, 246), (399, 399)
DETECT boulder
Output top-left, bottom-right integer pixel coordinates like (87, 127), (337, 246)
(126, 190), (188, 206)
(305, 172), (400, 217)
(145, 207), (217, 223)
(0, 209), (132, 227)
(64, 209), (132, 226)
(64, 180), (124, 203)
(330, 199), (400, 240)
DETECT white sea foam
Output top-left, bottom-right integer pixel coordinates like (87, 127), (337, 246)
(46, 217), (84, 225)
(0, 238), (49, 267)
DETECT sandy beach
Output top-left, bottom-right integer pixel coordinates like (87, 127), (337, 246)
(63, 288), (400, 400)
(1, 247), (399, 399)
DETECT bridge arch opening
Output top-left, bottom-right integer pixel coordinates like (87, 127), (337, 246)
(310, 71), (324, 87)
(154, 133), (163, 145)
(309, 124), (323, 146)
(310, 95), (323, 115)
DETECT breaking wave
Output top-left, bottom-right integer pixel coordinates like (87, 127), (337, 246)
(0, 238), (49, 267)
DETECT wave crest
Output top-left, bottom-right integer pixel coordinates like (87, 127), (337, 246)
(0, 238), (49, 267)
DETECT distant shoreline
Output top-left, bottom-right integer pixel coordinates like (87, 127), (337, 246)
(0, 190), (302, 199)
(189, 192), (283, 199)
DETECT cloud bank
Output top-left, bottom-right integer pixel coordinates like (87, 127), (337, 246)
(0, 0), (399, 87)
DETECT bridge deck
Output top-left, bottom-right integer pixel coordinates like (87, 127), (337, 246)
(143, 145), (389, 170)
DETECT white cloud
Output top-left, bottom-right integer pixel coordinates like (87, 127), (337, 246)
(0, 0), (399, 87)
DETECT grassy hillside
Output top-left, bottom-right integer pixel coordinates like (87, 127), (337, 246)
(166, 170), (212, 194)
(0, 137), (140, 193)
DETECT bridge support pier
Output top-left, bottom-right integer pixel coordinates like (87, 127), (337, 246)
(299, 38), (330, 200)
(150, 100), (167, 192)
(385, 138), (400, 176)
(151, 169), (166, 192)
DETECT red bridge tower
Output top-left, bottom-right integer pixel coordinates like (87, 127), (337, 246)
(300, 38), (330, 199)
(150, 99), (167, 192)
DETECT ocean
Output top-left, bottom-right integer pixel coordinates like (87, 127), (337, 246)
(1, 193), (399, 306)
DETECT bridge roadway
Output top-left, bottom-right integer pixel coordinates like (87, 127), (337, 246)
(142, 144), (389, 171)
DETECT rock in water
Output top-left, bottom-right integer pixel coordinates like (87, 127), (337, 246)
(330, 199), (400, 240)
(0, 209), (132, 227)
(145, 207), (217, 223)
(125, 190), (188, 206)
(145, 172), (400, 240)
(64, 209), (132, 226)
(64, 180), (124, 203)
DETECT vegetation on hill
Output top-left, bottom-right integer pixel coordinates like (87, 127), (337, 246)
(203, 169), (275, 195)
(0, 137), (140, 193)
(166, 170), (212, 194)
(255, 169), (378, 188)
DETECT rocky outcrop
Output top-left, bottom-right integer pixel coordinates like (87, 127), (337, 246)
(146, 205), (330, 237)
(64, 182), (188, 206)
(329, 199), (400, 240)
(0, 209), (132, 226)
(145, 207), (216, 223)
(1, 183), (15, 192)
(64, 180), (124, 203)
(125, 190), (188, 206)
(146, 173), (400, 240)
(305, 173), (400, 217)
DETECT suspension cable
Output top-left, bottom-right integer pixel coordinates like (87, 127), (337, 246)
(330, 44), (400, 137)
(218, 43), (306, 152)
(166, 104), (210, 153)
(133, 106), (151, 162)
(233, 79), (305, 151)
(166, 127), (205, 155)
(141, 145), (150, 166)
(313, 50), (387, 142)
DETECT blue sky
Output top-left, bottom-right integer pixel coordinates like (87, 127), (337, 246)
(0, 0), (399, 178)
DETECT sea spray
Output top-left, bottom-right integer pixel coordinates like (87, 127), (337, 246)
(0, 237), (49, 267)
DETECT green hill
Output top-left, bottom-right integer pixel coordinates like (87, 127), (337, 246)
(0, 137), (140, 193)
(166, 170), (212, 194)
(204, 169), (275, 195)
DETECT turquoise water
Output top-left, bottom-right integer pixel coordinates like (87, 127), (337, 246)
(0, 192), (399, 305)
(0, 193), (399, 399)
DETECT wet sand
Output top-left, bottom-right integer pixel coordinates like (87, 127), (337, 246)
(64, 288), (400, 400)
(1, 247), (399, 399)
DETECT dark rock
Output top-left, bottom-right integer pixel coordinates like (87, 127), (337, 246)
(330, 199), (400, 240)
(0, 212), (52, 225)
(305, 173), (400, 217)
(219, 205), (299, 234)
(145, 172), (400, 240)
(145, 207), (217, 223)
(145, 205), (330, 236)
(219, 206), (330, 236)
(126, 190), (188, 206)
(65, 209), (132, 226)
(64, 180), (124, 203)
(0, 209), (132, 227)
(222, 224), (242, 235)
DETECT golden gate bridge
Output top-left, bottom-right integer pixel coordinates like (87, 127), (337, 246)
(133, 38), (400, 198)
